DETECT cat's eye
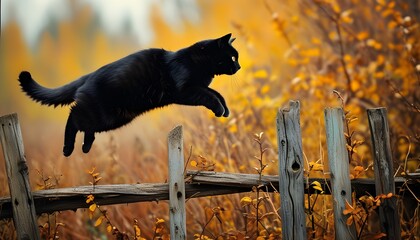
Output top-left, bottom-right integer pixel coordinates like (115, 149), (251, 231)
(231, 56), (236, 62)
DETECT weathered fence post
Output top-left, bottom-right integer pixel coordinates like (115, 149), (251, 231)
(367, 108), (401, 240)
(168, 125), (186, 239)
(324, 108), (357, 239)
(276, 100), (307, 240)
(0, 113), (40, 240)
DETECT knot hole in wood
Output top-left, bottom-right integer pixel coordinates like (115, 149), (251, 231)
(292, 161), (300, 172)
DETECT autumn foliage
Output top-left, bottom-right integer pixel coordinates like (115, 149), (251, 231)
(0, 0), (419, 239)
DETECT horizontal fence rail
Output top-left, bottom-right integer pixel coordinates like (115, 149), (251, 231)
(0, 171), (416, 219)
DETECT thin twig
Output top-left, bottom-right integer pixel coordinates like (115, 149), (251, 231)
(386, 79), (420, 113)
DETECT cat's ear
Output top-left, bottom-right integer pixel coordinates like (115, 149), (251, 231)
(217, 33), (232, 47)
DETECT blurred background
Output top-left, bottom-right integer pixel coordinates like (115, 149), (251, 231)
(0, 0), (419, 238)
(0, 0), (284, 159)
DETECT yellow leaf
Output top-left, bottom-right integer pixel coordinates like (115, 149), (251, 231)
(253, 69), (268, 79)
(312, 181), (321, 188)
(348, 117), (358, 123)
(229, 124), (238, 133)
(374, 71), (385, 78)
(107, 224), (113, 233)
(350, 80), (361, 91)
(89, 203), (97, 212)
(332, 2), (341, 13)
(156, 218), (165, 225)
(240, 196), (252, 207)
(366, 39), (382, 50)
(134, 225), (141, 239)
(356, 31), (369, 41)
(377, 0), (386, 6)
(388, 21), (398, 29)
(301, 48), (320, 57)
(291, 15), (299, 23)
(329, 31), (338, 41)
(311, 181), (324, 193)
(261, 85), (270, 94)
(287, 58), (298, 66)
(190, 160), (197, 167)
(366, 39), (377, 47)
(87, 167), (96, 175)
(86, 194), (94, 204)
(311, 37), (321, 45)
(309, 162), (324, 171)
(94, 215), (105, 227)
(313, 185), (324, 192)
(340, 10), (353, 24)
(344, 54), (352, 62)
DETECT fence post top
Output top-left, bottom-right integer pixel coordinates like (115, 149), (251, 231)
(0, 113), (19, 122)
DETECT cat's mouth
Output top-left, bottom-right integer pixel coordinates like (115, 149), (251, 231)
(230, 62), (241, 74)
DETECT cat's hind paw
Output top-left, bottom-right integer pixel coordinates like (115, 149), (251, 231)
(82, 132), (95, 153)
(63, 145), (74, 157)
(82, 142), (92, 153)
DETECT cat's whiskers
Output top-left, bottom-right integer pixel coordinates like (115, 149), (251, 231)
(230, 75), (239, 90)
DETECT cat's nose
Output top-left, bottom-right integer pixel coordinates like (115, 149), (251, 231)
(235, 62), (241, 70)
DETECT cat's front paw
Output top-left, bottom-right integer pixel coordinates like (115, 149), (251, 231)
(222, 106), (230, 117)
(213, 105), (226, 117)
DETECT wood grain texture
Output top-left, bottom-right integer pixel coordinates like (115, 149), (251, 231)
(168, 125), (186, 239)
(0, 113), (40, 240)
(324, 108), (357, 239)
(276, 100), (307, 240)
(368, 108), (401, 240)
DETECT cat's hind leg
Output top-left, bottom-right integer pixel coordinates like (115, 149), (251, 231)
(63, 114), (78, 157)
(82, 131), (95, 153)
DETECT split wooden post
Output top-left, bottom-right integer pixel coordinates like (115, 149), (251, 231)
(276, 100), (307, 240)
(0, 113), (40, 240)
(324, 108), (357, 239)
(168, 125), (186, 239)
(367, 108), (401, 240)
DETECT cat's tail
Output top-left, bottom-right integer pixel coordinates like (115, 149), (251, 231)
(18, 71), (85, 107)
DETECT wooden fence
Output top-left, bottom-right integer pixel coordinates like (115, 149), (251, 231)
(0, 100), (419, 239)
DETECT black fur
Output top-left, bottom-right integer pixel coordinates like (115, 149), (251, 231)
(18, 33), (240, 156)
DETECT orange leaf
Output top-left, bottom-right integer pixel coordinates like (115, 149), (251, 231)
(107, 224), (113, 233)
(94, 215), (105, 227)
(372, 233), (387, 239)
(346, 215), (354, 225)
(353, 166), (364, 172)
(89, 203), (97, 212)
(356, 31), (369, 41)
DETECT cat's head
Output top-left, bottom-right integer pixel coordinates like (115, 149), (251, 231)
(192, 33), (241, 76)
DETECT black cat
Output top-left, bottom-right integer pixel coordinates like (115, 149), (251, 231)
(19, 33), (240, 156)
